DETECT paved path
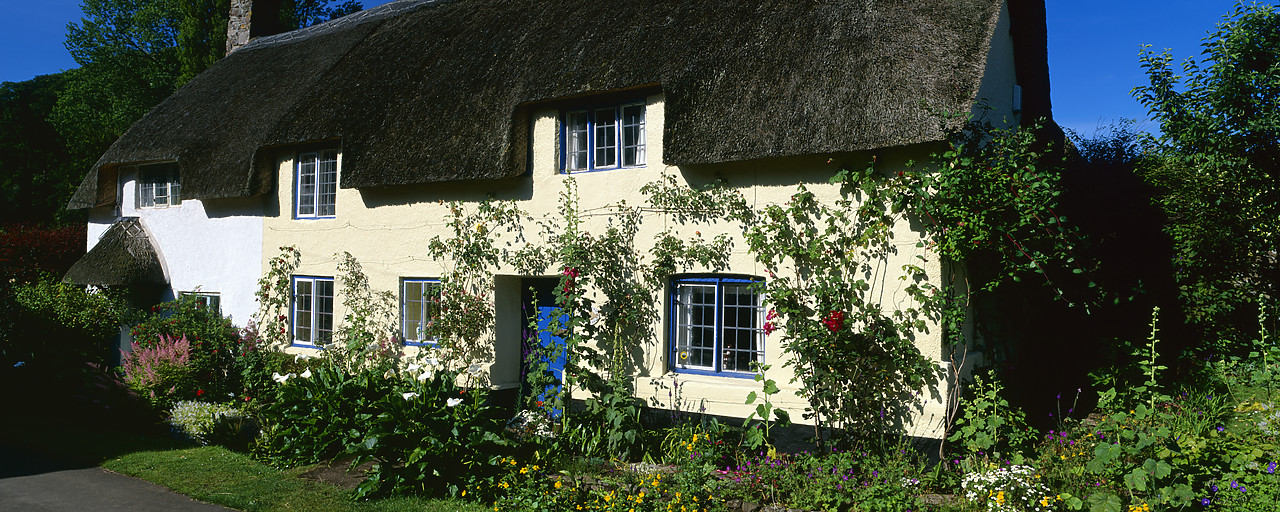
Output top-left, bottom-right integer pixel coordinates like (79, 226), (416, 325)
(0, 445), (233, 512)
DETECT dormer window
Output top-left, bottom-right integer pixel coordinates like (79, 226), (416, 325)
(561, 102), (645, 172)
(137, 162), (181, 208)
(295, 148), (338, 219)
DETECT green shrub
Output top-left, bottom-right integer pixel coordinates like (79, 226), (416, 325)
(5, 275), (127, 369)
(350, 362), (511, 499)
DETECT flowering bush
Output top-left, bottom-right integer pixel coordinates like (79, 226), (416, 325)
(120, 334), (196, 409)
(167, 400), (247, 446)
(130, 294), (245, 399)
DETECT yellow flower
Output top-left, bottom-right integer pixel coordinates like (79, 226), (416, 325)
(520, 467), (528, 474)
(555, 480), (562, 489)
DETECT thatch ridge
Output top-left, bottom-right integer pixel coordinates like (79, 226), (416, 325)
(69, 0), (1046, 207)
(64, 218), (167, 287)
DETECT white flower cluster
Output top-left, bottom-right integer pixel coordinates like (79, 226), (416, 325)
(506, 409), (555, 438)
(961, 464), (1059, 512)
(1250, 402), (1280, 436)
(167, 401), (244, 445)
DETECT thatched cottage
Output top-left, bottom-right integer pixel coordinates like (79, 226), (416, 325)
(66, 0), (1053, 438)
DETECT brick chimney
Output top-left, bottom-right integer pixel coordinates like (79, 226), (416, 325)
(226, 0), (285, 54)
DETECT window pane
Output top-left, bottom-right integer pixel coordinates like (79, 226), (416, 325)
(316, 279), (334, 345)
(675, 283), (716, 370)
(565, 111), (588, 171)
(139, 181), (155, 208)
(403, 281), (423, 341)
(720, 283), (762, 373)
(317, 150), (338, 216)
(594, 107), (617, 168)
(671, 278), (763, 374)
(295, 280), (313, 343)
(297, 154), (317, 216)
(622, 104), (645, 167)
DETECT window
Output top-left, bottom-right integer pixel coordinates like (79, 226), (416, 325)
(670, 276), (764, 375)
(292, 276), (334, 346)
(561, 102), (645, 172)
(137, 162), (181, 208)
(295, 149), (338, 218)
(180, 291), (221, 314)
(401, 278), (442, 345)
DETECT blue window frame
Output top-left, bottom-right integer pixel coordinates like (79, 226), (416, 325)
(295, 149), (338, 219)
(560, 102), (645, 172)
(401, 278), (441, 346)
(292, 276), (334, 347)
(669, 275), (764, 376)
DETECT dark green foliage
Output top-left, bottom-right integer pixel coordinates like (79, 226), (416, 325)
(55, 0), (183, 163)
(177, 0), (230, 84)
(280, 0), (363, 29)
(6, 275), (129, 368)
(0, 75), (86, 225)
(1134, 2), (1280, 350)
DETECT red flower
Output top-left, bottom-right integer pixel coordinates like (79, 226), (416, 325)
(196, 389), (204, 396)
(821, 310), (845, 333)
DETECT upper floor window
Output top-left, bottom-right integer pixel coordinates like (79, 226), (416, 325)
(401, 278), (442, 345)
(670, 275), (764, 376)
(561, 102), (645, 172)
(295, 149), (338, 218)
(137, 162), (181, 208)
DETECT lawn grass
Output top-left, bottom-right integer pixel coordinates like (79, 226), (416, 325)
(102, 445), (491, 512)
(3, 414), (486, 512)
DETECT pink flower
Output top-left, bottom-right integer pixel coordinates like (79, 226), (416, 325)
(763, 322), (777, 335)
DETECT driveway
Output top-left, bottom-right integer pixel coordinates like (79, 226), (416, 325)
(0, 444), (233, 511)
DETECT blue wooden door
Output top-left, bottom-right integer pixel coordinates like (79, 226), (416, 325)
(522, 278), (567, 417)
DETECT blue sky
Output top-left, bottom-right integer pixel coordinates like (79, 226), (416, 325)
(0, 0), (1251, 137)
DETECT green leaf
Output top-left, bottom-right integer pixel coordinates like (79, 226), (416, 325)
(762, 380), (780, 395)
(745, 391), (758, 404)
(1087, 492), (1123, 512)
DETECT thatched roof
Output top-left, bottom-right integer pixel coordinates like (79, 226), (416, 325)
(63, 218), (167, 286)
(68, 0), (1051, 208)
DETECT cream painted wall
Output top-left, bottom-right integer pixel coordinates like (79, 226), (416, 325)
(86, 166), (264, 327)
(260, 88), (999, 439)
(973, 1), (1021, 126)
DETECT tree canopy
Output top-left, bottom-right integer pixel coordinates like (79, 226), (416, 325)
(1133, 1), (1280, 347)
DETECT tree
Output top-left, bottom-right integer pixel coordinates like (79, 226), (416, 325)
(53, 0), (183, 167)
(1133, 2), (1280, 349)
(281, 0), (363, 29)
(178, 0), (230, 84)
(54, 0), (363, 172)
(0, 74), (85, 225)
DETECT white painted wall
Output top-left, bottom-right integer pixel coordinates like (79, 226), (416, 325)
(86, 166), (265, 327)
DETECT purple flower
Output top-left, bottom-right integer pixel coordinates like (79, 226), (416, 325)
(1269, 461), (1277, 474)
(1217, 426), (1225, 432)
(1201, 498), (1211, 506)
